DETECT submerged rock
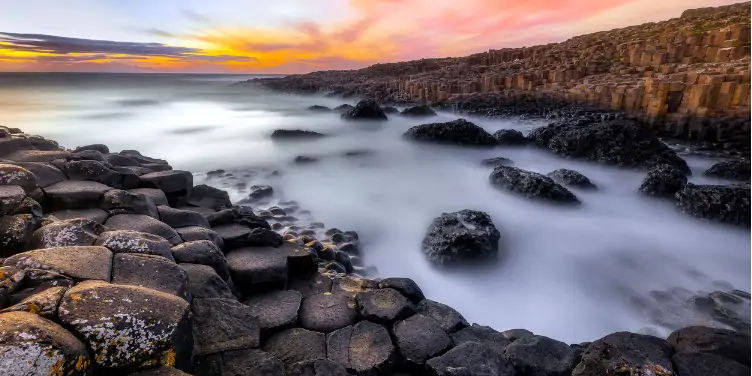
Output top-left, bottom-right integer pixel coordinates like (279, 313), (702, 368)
(400, 105), (437, 117)
(481, 157), (514, 167)
(547, 169), (597, 190)
(675, 184), (750, 226)
(489, 166), (580, 204)
(307, 105), (332, 112)
(494, 129), (529, 145)
(704, 159), (750, 181)
(404, 119), (497, 146)
(270, 129), (327, 140)
(340, 100), (388, 121)
(639, 164), (688, 197)
(421, 209), (501, 265)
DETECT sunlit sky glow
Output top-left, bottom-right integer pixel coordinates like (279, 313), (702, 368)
(0, 0), (741, 73)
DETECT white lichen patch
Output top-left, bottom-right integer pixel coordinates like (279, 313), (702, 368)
(0, 342), (65, 376)
(101, 234), (153, 254)
(39, 224), (82, 247)
(0, 168), (34, 187)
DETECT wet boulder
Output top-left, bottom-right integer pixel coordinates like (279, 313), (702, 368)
(207, 206), (270, 230)
(340, 100), (388, 121)
(243, 290), (302, 332)
(112, 253), (189, 299)
(504, 335), (578, 376)
(547, 169), (597, 190)
(400, 105), (437, 117)
(0, 214), (39, 257)
(5, 246), (112, 281)
(0, 311), (92, 375)
(157, 205), (210, 229)
(128, 366), (192, 376)
(30, 218), (106, 248)
(95, 230), (174, 260)
(42, 180), (111, 211)
(299, 292), (358, 333)
(171, 240), (229, 280)
(704, 159), (750, 181)
(572, 332), (675, 376)
(73, 149), (106, 162)
(489, 166), (580, 204)
(271, 129), (327, 140)
(417, 299), (469, 333)
(404, 118), (497, 146)
(494, 129), (529, 146)
(106, 153), (139, 167)
(639, 164), (688, 197)
(58, 280), (192, 371)
(422, 209), (501, 265)
(105, 214), (182, 244)
(327, 320), (397, 374)
(672, 352), (749, 376)
(263, 328), (326, 368)
(191, 298), (260, 356)
(356, 288), (414, 324)
(139, 170), (193, 206)
(393, 314), (453, 365)
(186, 184), (231, 210)
(667, 326), (749, 366)
(180, 263), (234, 299)
(675, 184), (750, 227)
(100, 189), (159, 218)
(426, 342), (515, 376)
(245, 228), (284, 247)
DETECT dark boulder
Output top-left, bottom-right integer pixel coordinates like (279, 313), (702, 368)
(95, 230), (174, 260)
(207, 206), (267, 229)
(30, 218), (105, 248)
(0, 138), (33, 158)
(5, 245), (112, 281)
(422, 209), (501, 265)
(270, 129), (327, 140)
(64, 160), (124, 187)
(0, 164), (37, 193)
(245, 184), (274, 201)
(400, 105), (437, 117)
(3, 149), (71, 162)
(1, 285), (68, 319)
(489, 166), (580, 204)
(174, 226), (224, 248)
(180, 263), (234, 299)
(504, 335), (578, 376)
(451, 324), (511, 353)
(243, 290), (302, 332)
(171, 240), (229, 280)
(671, 352), (750, 376)
(333, 104), (355, 113)
(340, 100), (388, 121)
(157, 205), (210, 229)
(129, 188), (169, 206)
(572, 332), (675, 376)
(245, 228), (284, 247)
(675, 184), (750, 226)
(227, 243), (316, 292)
(74, 144), (109, 154)
(426, 342), (515, 376)
(547, 169), (597, 190)
(393, 314), (453, 365)
(193, 349), (284, 376)
(327, 321), (397, 374)
(404, 118), (497, 146)
(186, 184), (231, 210)
(263, 328), (327, 368)
(307, 105), (332, 112)
(0, 185), (26, 216)
(100, 189), (159, 218)
(704, 160), (750, 181)
(639, 164), (688, 197)
(667, 326), (749, 366)
(112, 253), (189, 299)
(104, 214), (182, 244)
(299, 292), (358, 333)
(139, 170), (193, 206)
(381, 106), (399, 114)
(417, 299), (469, 334)
(191, 298), (261, 356)
(0, 214), (38, 257)
(289, 359), (348, 376)
(481, 157), (514, 167)
(356, 288), (414, 324)
(377, 277), (425, 303)
(7, 162), (63, 189)
(42, 180), (112, 211)
(494, 129), (529, 145)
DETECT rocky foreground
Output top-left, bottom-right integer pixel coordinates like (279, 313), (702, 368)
(0, 100), (750, 376)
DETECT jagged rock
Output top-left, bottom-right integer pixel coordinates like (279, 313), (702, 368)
(64, 160), (124, 187)
(404, 118), (497, 146)
(417, 299), (469, 334)
(356, 288), (414, 324)
(547, 169), (597, 190)
(340, 100), (388, 121)
(504, 335), (578, 376)
(245, 228), (284, 247)
(675, 184), (750, 226)
(481, 157), (514, 167)
(451, 324), (511, 353)
(245, 184), (273, 201)
(426, 342), (515, 376)
(191, 298), (261, 356)
(377, 277), (425, 303)
(400, 105), (437, 117)
(58, 280), (192, 371)
(194, 348), (284, 376)
(30, 218), (105, 248)
(0, 286), (67, 319)
(186, 184), (231, 210)
(157, 205), (210, 229)
(289, 359), (348, 376)
(672, 352), (750, 376)
(667, 326), (750, 366)
(174, 226), (224, 248)
(489, 166), (580, 204)
(171, 241), (229, 280)
(5, 246), (112, 281)
(74, 144), (109, 154)
(0, 185), (25, 216)
(0, 311), (91, 375)
(327, 321), (397, 374)
(639, 164), (688, 197)
(112, 253), (188, 299)
(0, 214), (38, 257)
(299, 292), (357, 333)
(100, 189), (159, 218)
(10, 162), (65, 188)
(572, 332), (675, 376)
(104, 214), (182, 244)
(422, 209), (501, 265)
(129, 188), (169, 206)
(271, 129), (327, 140)
(180, 263), (234, 299)
(42, 180), (112, 211)
(307, 105), (332, 112)
(704, 160), (750, 181)
(49, 208), (109, 224)
(95, 230), (175, 260)
(243, 290), (302, 332)
(393, 314), (453, 365)
(207, 206), (270, 230)
(139, 170), (193, 206)
(264, 328), (327, 368)
(494, 129), (529, 146)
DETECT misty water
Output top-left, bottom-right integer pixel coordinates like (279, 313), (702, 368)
(2, 73), (749, 343)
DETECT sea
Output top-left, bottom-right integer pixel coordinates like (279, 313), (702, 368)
(1, 72), (748, 343)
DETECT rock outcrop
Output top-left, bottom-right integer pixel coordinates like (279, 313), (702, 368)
(421, 210), (501, 265)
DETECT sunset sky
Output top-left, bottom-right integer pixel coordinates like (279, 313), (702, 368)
(0, 0), (742, 74)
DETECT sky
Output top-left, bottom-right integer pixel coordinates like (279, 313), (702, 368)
(0, 0), (742, 74)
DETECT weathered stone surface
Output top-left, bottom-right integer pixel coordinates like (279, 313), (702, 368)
(3, 149), (71, 163)
(289, 359), (349, 376)
(672, 352), (750, 376)
(422, 209), (501, 265)
(246, 227), (284, 247)
(207, 206), (270, 230)
(494, 129), (529, 145)
(105, 214), (182, 244)
(400, 105), (437, 117)
(194, 349), (284, 376)
(74, 144), (109, 154)
(106, 153), (139, 167)
(73, 149), (106, 162)
(270, 129), (327, 140)
(299, 292), (358, 333)
(186, 184), (231, 210)
(675, 184), (750, 226)
(404, 118), (497, 146)
(572, 332), (675, 376)
(547, 169), (597, 190)
(340, 100), (388, 121)
(58, 281), (192, 370)
(9, 197), (42, 219)
(327, 321), (397, 374)
(48, 208), (109, 224)
(451, 324), (511, 353)
(179, 263), (234, 299)
(65, 160), (124, 187)
(30, 218), (105, 249)
(157, 205), (210, 229)
(0, 185), (26, 216)
(171, 240), (229, 280)
(263, 328), (327, 368)
(490, 166), (580, 204)
(0, 214), (38, 257)
(9, 162), (65, 188)
(393, 314), (453, 365)
(213, 223), (253, 249)
(5, 246), (112, 281)
(639, 164), (688, 197)
(289, 273), (334, 298)
(331, 275), (378, 298)
(704, 159), (750, 181)
(128, 366), (191, 376)
(191, 298), (260, 356)
(112, 253), (188, 299)
(227, 243), (315, 292)
(667, 326), (750, 366)
(100, 189), (159, 218)
(0, 311), (91, 376)
(426, 342), (515, 376)
(356, 288), (414, 324)
(174, 226), (224, 248)
(0, 164), (37, 193)
(0, 286), (67, 319)
(95, 230), (174, 260)
(417, 299), (469, 333)
(42, 180), (111, 211)
(129, 188), (169, 206)
(504, 335), (578, 376)
(139, 170), (193, 206)
(243, 290), (302, 332)
(0, 138), (33, 158)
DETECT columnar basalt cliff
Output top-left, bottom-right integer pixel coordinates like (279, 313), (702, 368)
(251, 2), (751, 147)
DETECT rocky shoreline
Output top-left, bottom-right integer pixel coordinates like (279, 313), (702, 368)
(0, 100), (750, 376)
